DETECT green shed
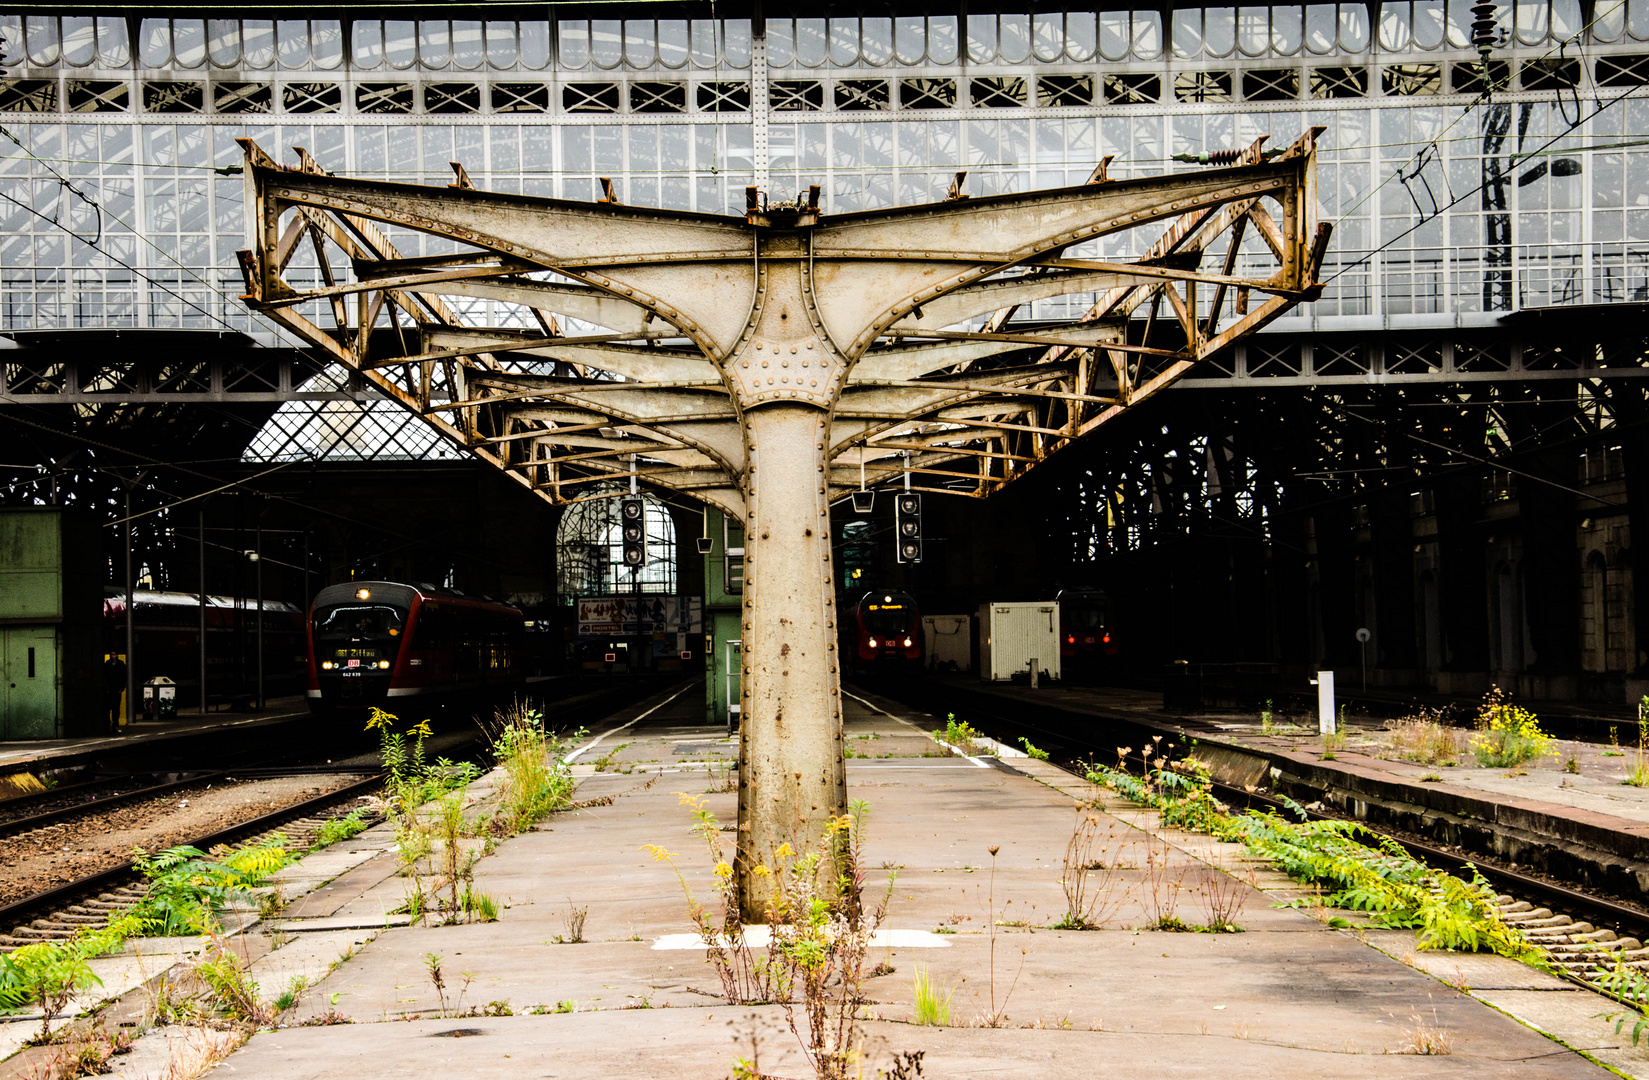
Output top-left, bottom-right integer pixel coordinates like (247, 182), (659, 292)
(0, 508), (103, 739)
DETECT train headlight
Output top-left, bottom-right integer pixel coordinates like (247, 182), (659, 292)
(903, 637), (912, 647)
(868, 638), (878, 648)
(378, 660), (391, 669)
(355, 588), (371, 600)
(321, 661), (334, 670)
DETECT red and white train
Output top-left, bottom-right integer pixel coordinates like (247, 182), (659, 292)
(306, 580), (524, 717)
(1057, 586), (1119, 677)
(850, 590), (924, 670)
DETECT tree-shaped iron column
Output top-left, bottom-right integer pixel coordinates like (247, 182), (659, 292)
(236, 132), (1328, 915)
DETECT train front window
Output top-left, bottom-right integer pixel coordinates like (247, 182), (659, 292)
(314, 605), (405, 638)
(1066, 606), (1108, 630)
(863, 603), (909, 636)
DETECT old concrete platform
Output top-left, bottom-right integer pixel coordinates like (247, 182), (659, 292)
(879, 674), (1649, 910)
(213, 690), (1634, 1080)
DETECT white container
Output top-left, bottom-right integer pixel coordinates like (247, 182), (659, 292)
(922, 614), (972, 672)
(977, 601), (1061, 682)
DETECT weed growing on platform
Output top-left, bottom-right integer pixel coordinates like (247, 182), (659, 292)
(978, 845), (1026, 1027)
(1018, 738), (1049, 762)
(0, 915), (142, 1042)
(191, 931), (274, 1026)
(645, 796), (896, 1080)
(485, 701), (581, 832)
(910, 966), (952, 1025)
(555, 900), (588, 943)
(935, 714), (982, 756)
(130, 840), (290, 935)
(1596, 962), (1649, 1044)
(1399, 1009), (1454, 1055)
(1054, 805), (1136, 930)
(1141, 838), (1190, 931)
(1197, 869), (1249, 932)
(1259, 699), (1276, 736)
(422, 953), (476, 1019)
(366, 708), (479, 812)
(313, 810), (369, 849)
(1606, 725), (1625, 756)
(1086, 757), (1539, 961)
(1624, 699), (1649, 787)
(1469, 688), (1554, 768)
(1384, 708), (1464, 766)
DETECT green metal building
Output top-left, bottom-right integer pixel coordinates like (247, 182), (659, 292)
(0, 508), (103, 739)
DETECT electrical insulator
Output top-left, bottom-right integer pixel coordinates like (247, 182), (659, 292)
(1170, 148), (1282, 166)
(1470, 0), (1499, 56)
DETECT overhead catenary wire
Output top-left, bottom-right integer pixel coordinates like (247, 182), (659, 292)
(1325, 79), (1648, 284)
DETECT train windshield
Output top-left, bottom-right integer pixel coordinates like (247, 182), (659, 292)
(314, 605), (406, 638)
(863, 602), (910, 636)
(1065, 603), (1108, 630)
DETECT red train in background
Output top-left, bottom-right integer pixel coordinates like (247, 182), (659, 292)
(307, 580), (524, 717)
(1057, 586), (1119, 678)
(850, 590), (923, 671)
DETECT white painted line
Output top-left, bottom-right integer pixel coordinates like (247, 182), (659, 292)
(841, 689), (925, 731)
(841, 690), (991, 767)
(652, 926), (951, 951)
(563, 683), (694, 764)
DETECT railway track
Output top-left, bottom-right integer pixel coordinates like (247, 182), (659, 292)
(0, 773), (385, 948)
(0, 772), (227, 843)
(0, 678), (685, 951)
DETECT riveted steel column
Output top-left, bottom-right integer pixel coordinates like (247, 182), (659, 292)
(735, 402), (845, 919)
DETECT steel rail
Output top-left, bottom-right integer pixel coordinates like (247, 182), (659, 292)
(0, 771), (226, 842)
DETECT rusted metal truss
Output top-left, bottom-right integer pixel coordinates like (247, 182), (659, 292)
(235, 132), (1328, 517)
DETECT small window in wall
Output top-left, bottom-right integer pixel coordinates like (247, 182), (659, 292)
(1242, 68), (1299, 99)
(771, 80), (824, 110)
(1104, 72), (1160, 103)
(836, 78), (891, 110)
(1383, 63), (1441, 94)
(1174, 70), (1233, 102)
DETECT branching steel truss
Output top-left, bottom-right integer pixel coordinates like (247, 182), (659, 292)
(235, 129), (1326, 913)
(236, 132), (1326, 515)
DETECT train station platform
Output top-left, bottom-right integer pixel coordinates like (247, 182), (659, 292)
(0, 697), (315, 788)
(128, 689), (1638, 1079)
(872, 674), (1649, 917)
(0, 675), (656, 792)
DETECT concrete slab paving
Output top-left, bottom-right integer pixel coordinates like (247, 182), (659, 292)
(211, 693), (1624, 1079)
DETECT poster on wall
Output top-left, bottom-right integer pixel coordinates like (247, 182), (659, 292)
(576, 597), (703, 638)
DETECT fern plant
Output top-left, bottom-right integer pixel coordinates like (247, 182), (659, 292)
(0, 914), (145, 1040)
(130, 841), (291, 935)
(1596, 963), (1649, 1045)
(1087, 756), (1540, 962)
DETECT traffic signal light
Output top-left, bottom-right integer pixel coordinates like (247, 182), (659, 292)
(894, 492), (922, 564)
(619, 496), (646, 569)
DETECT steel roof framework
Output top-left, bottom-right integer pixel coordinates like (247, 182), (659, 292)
(234, 128), (1327, 910)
